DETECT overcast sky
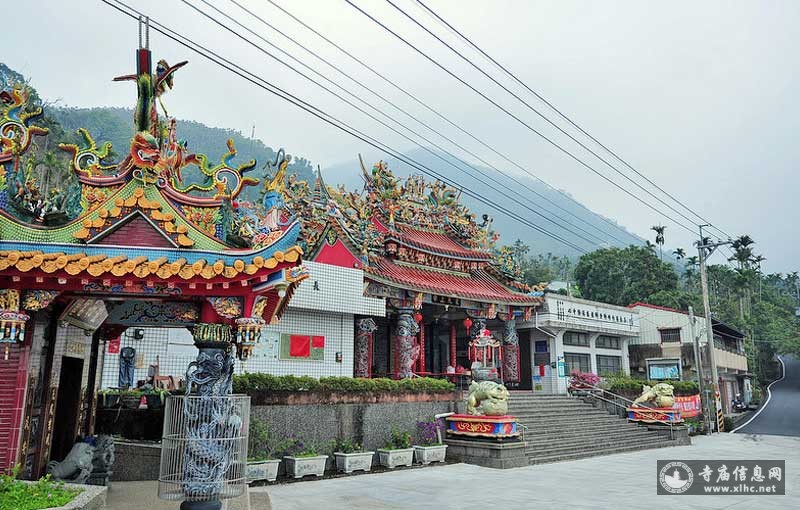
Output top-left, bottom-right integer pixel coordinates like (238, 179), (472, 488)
(4, 0), (798, 272)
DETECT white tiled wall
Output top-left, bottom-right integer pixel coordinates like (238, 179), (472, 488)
(99, 308), (356, 389)
(291, 261), (385, 317)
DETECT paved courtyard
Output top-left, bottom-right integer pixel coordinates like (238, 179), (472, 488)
(255, 434), (799, 510)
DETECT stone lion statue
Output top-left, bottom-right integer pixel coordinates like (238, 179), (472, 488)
(467, 380), (510, 416)
(632, 382), (675, 408)
(47, 442), (95, 483)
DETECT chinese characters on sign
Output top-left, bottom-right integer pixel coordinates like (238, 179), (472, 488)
(658, 460), (785, 495)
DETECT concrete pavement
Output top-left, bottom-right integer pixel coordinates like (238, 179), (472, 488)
(734, 356), (800, 436)
(254, 434), (800, 510)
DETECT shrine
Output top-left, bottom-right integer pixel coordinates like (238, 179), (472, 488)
(270, 156), (546, 383)
(0, 33), (306, 485)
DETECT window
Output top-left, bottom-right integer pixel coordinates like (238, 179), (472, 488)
(659, 328), (682, 343)
(563, 331), (589, 346)
(595, 335), (621, 350)
(596, 355), (622, 375)
(565, 352), (590, 374)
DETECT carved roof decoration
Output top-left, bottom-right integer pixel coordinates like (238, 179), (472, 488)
(0, 44), (307, 322)
(276, 156), (545, 309)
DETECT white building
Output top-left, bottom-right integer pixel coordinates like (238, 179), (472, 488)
(100, 261), (385, 388)
(628, 302), (749, 412)
(518, 293), (639, 394)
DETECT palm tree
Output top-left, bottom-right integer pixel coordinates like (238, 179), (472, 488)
(651, 225), (666, 261)
(673, 247), (685, 260)
(686, 255), (699, 268)
(644, 240), (657, 253)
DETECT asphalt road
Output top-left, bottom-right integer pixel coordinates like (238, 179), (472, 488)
(734, 356), (800, 436)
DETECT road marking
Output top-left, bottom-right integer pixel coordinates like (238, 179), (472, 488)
(730, 356), (786, 434)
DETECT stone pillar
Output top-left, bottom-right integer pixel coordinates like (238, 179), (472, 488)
(469, 317), (486, 339)
(417, 317), (426, 373)
(502, 318), (520, 383)
(182, 323), (236, 509)
(355, 318), (377, 378)
(393, 310), (419, 379)
(449, 321), (457, 368)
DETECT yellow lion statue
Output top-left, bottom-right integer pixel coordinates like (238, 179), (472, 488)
(632, 382), (675, 408)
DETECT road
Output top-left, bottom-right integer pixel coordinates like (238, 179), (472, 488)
(734, 356), (800, 436)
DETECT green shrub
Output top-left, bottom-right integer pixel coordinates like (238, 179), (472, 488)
(247, 418), (272, 461)
(0, 468), (80, 510)
(330, 438), (363, 453)
(383, 427), (412, 450)
(233, 374), (455, 395)
(606, 376), (699, 396)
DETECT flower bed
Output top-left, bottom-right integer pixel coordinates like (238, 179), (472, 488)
(0, 472), (83, 510)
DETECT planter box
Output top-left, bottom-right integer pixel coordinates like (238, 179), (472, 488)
(377, 448), (414, 468)
(334, 451), (375, 474)
(247, 459), (281, 483)
(145, 394), (163, 410)
(283, 455), (328, 479)
(413, 445), (447, 465)
(100, 394), (120, 408)
(121, 395), (142, 409)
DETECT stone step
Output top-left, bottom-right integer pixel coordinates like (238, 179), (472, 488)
(525, 431), (662, 451)
(512, 412), (626, 425)
(512, 406), (617, 416)
(520, 423), (646, 437)
(508, 402), (600, 412)
(528, 440), (676, 465)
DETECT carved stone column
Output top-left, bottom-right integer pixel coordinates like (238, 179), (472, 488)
(181, 323), (236, 509)
(355, 318), (377, 378)
(393, 310), (419, 379)
(502, 317), (520, 383)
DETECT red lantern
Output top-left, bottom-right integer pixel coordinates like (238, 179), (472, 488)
(463, 317), (473, 331)
(414, 312), (423, 324)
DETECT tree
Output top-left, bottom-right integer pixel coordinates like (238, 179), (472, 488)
(672, 247), (685, 260)
(573, 246), (678, 306)
(651, 225), (666, 261)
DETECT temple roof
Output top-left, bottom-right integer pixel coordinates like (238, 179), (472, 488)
(366, 258), (540, 305)
(387, 224), (493, 261)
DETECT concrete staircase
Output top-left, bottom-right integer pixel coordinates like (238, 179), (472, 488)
(508, 393), (680, 465)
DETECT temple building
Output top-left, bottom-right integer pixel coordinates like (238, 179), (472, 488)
(270, 158), (546, 385)
(0, 43), (306, 475)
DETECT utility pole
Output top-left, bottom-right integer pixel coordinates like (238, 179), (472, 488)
(688, 306), (711, 435)
(697, 224), (732, 432)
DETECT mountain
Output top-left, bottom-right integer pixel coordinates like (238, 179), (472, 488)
(322, 147), (644, 257)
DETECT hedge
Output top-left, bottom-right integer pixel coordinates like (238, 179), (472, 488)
(232, 373), (455, 394)
(607, 376), (699, 396)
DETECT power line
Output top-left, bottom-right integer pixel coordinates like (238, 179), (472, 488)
(412, 0), (734, 241)
(182, 0), (602, 249)
(263, 0), (642, 246)
(345, 0), (697, 235)
(100, 0), (590, 254)
(222, 0), (631, 248)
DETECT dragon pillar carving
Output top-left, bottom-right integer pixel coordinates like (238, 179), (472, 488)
(393, 310), (419, 379)
(355, 318), (377, 378)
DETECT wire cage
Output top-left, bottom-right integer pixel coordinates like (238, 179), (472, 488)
(159, 395), (250, 504)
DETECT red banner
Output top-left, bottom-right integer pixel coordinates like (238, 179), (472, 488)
(107, 337), (121, 354)
(673, 394), (702, 418)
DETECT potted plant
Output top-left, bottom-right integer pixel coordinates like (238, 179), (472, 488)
(282, 437), (327, 479)
(413, 419), (447, 465)
(246, 419), (281, 483)
(568, 370), (601, 394)
(331, 438), (374, 474)
(98, 389), (121, 408)
(377, 428), (414, 469)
